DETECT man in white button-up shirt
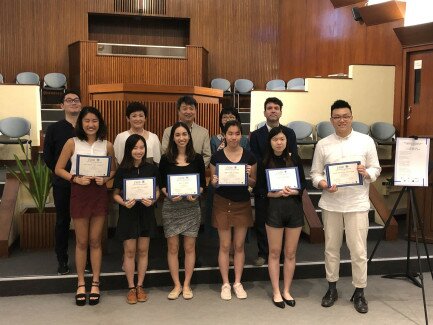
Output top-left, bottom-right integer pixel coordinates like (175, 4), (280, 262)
(311, 100), (381, 314)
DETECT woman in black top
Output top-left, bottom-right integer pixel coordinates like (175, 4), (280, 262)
(113, 134), (160, 304)
(259, 126), (306, 308)
(210, 120), (257, 300)
(159, 122), (206, 300)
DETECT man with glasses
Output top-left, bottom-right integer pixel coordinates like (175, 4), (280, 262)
(310, 100), (381, 314)
(43, 90), (81, 275)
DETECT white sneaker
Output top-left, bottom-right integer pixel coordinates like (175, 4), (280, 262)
(233, 283), (247, 299)
(221, 283), (232, 300)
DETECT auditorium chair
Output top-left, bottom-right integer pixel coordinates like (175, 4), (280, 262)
(0, 117), (32, 157)
(352, 121), (370, 135)
(210, 78), (231, 94)
(16, 72), (40, 85)
(234, 79), (254, 109)
(316, 121), (335, 139)
(286, 77), (304, 90)
(370, 122), (395, 145)
(287, 121), (316, 145)
(43, 73), (67, 92)
(265, 79), (286, 90)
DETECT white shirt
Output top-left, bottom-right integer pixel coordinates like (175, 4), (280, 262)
(113, 130), (161, 164)
(70, 138), (107, 175)
(310, 130), (381, 212)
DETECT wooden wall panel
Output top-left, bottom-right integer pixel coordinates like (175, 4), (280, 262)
(0, 0), (112, 84)
(279, 0), (404, 130)
(88, 14), (189, 46)
(94, 100), (220, 142)
(167, 0), (280, 89)
(69, 41), (207, 102)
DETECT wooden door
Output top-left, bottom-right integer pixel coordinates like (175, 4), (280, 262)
(403, 46), (433, 242)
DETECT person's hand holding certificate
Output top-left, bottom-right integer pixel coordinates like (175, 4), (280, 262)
(266, 167), (300, 191)
(76, 155), (111, 177)
(123, 178), (155, 201)
(216, 163), (247, 186)
(325, 161), (363, 187)
(167, 174), (200, 197)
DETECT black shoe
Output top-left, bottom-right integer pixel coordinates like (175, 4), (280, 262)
(351, 292), (368, 314)
(321, 288), (338, 307)
(282, 296), (296, 307)
(272, 298), (285, 309)
(57, 262), (70, 275)
(89, 280), (100, 306)
(75, 284), (86, 306)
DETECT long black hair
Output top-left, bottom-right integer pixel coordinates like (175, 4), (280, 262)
(75, 106), (107, 141)
(119, 134), (147, 169)
(263, 126), (294, 168)
(166, 121), (196, 164)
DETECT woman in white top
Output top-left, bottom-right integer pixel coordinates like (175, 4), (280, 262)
(114, 102), (161, 165)
(56, 106), (115, 306)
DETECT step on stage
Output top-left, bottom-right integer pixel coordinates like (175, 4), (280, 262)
(1, 220), (432, 297)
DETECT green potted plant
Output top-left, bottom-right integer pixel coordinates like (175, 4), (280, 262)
(7, 141), (55, 249)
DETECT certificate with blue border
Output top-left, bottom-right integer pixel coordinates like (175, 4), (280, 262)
(76, 155), (111, 177)
(123, 177), (156, 201)
(216, 163), (247, 186)
(266, 167), (300, 191)
(325, 161), (362, 187)
(167, 173), (200, 197)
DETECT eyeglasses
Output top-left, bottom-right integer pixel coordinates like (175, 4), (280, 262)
(331, 115), (352, 121)
(64, 98), (81, 104)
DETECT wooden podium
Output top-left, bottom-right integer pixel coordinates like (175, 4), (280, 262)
(88, 83), (223, 142)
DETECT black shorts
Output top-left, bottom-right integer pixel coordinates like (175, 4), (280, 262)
(265, 197), (304, 228)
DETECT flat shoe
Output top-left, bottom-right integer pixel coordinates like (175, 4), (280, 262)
(167, 287), (182, 300)
(183, 287), (193, 300)
(282, 296), (296, 307)
(273, 298), (285, 309)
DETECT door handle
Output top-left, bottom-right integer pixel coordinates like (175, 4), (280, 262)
(407, 106), (412, 120)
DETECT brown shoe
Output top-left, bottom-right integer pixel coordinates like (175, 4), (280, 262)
(126, 287), (137, 304)
(136, 286), (148, 302)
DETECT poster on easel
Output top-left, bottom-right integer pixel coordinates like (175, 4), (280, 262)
(394, 137), (430, 187)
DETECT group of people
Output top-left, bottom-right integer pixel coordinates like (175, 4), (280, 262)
(43, 90), (380, 314)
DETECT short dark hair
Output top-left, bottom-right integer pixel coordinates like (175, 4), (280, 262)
(75, 106), (107, 141)
(219, 107), (241, 132)
(166, 122), (196, 164)
(263, 126), (294, 168)
(264, 97), (283, 111)
(331, 100), (351, 114)
(119, 134), (147, 169)
(61, 89), (80, 103)
(176, 96), (197, 110)
(125, 102), (148, 118)
(223, 119), (242, 135)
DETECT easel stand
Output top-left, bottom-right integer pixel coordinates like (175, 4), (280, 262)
(368, 186), (433, 324)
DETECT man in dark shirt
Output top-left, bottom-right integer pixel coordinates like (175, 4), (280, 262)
(43, 90), (81, 275)
(249, 97), (298, 266)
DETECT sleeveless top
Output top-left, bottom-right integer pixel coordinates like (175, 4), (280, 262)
(70, 137), (108, 175)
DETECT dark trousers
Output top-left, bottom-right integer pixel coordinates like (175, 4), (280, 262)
(254, 194), (268, 258)
(53, 184), (71, 264)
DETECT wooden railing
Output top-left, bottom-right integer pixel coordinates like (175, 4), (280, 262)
(114, 0), (166, 14)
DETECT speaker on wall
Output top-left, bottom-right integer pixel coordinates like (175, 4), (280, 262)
(352, 7), (363, 22)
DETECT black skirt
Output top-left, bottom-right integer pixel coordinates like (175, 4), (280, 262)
(116, 202), (157, 241)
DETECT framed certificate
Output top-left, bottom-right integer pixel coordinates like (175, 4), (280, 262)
(167, 173), (200, 197)
(76, 155), (111, 177)
(216, 163), (247, 186)
(325, 161), (362, 187)
(394, 137), (430, 187)
(123, 177), (155, 201)
(266, 167), (300, 191)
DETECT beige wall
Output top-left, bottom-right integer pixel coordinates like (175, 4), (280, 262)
(250, 65), (395, 131)
(0, 85), (42, 159)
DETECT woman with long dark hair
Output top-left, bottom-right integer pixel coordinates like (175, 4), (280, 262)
(159, 122), (206, 300)
(113, 134), (160, 304)
(210, 120), (257, 301)
(55, 106), (116, 306)
(258, 126), (306, 308)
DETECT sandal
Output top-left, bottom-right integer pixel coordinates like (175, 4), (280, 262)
(75, 284), (86, 306)
(89, 280), (100, 306)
